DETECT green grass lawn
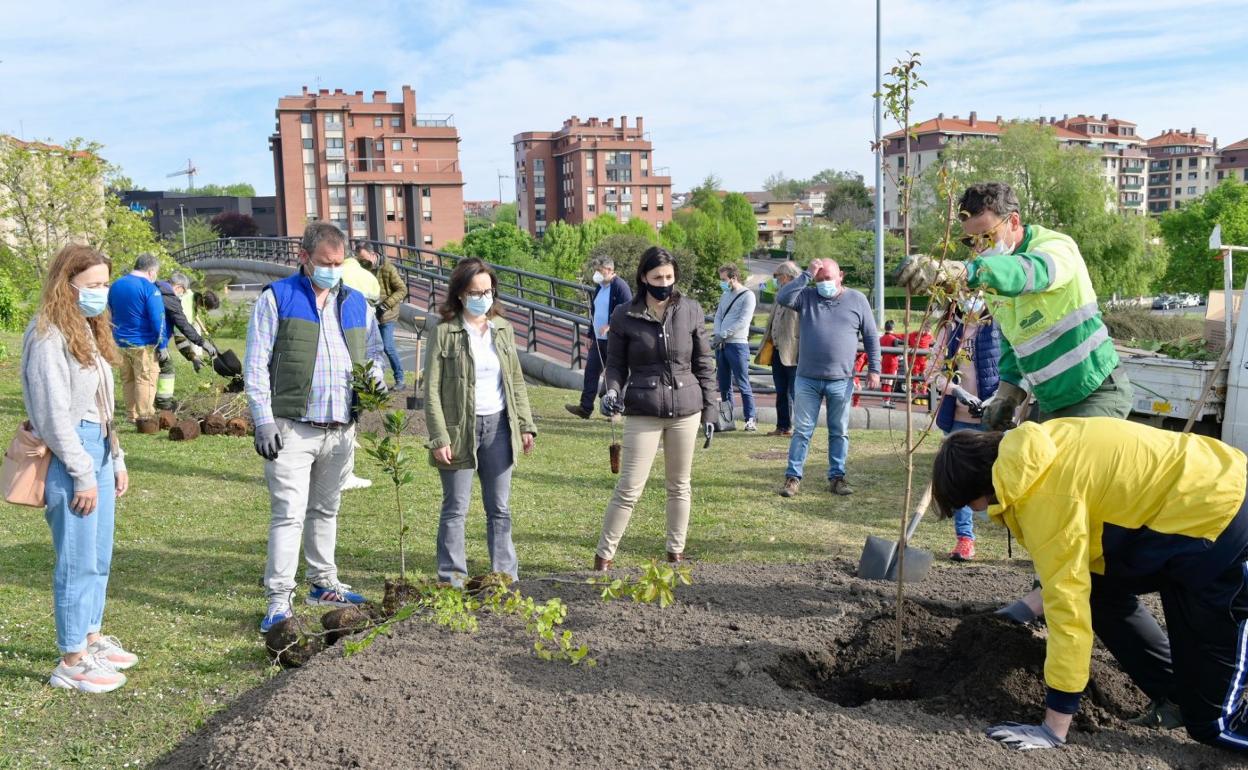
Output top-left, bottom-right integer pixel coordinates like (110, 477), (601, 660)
(0, 331), (1015, 768)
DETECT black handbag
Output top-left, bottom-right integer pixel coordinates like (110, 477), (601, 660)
(714, 400), (736, 432)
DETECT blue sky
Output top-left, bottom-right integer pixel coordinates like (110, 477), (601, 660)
(3, 0), (1245, 200)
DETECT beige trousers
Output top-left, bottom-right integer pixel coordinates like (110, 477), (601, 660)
(119, 345), (159, 420)
(596, 412), (700, 560)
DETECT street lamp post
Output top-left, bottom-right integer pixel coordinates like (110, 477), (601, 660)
(873, 0), (885, 326)
(179, 204), (187, 250)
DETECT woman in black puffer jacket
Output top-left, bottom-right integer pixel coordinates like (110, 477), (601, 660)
(593, 246), (717, 570)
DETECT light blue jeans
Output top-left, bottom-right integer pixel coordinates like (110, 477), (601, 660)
(45, 421), (115, 654)
(436, 411), (517, 585)
(378, 321), (405, 386)
(947, 420), (982, 540)
(785, 375), (854, 481)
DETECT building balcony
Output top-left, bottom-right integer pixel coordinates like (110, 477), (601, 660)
(1120, 181), (1142, 190)
(414, 113), (454, 128)
(1121, 162), (1145, 173)
(327, 173), (346, 184)
(325, 147), (345, 160)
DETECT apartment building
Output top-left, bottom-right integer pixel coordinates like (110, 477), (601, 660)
(512, 115), (672, 237)
(881, 111), (1148, 228)
(1144, 128), (1221, 215)
(269, 85), (464, 249)
(1216, 138), (1248, 185)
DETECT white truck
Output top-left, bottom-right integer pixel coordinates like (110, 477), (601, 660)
(1118, 226), (1248, 451)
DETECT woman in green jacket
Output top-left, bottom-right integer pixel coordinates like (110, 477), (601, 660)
(424, 258), (537, 585)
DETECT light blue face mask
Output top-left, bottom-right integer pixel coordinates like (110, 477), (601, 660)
(719, 280), (731, 292)
(74, 285), (109, 317)
(310, 264), (343, 289)
(816, 280), (838, 298)
(465, 294), (493, 317)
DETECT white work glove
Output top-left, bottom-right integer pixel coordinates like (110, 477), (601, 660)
(894, 254), (968, 295)
(985, 722), (1065, 751)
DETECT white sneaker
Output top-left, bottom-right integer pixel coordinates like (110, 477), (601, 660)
(342, 474), (373, 491)
(744, 418), (758, 432)
(85, 635), (138, 670)
(49, 653), (126, 693)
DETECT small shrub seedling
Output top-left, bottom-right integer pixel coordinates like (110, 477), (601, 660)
(590, 560), (693, 609)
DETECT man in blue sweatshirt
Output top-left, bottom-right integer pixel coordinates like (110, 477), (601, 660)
(775, 258), (880, 497)
(712, 264), (758, 430)
(108, 253), (167, 422)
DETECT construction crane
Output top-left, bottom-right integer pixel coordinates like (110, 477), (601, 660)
(166, 159), (197, 190)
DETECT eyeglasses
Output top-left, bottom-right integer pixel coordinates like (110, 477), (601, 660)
(959, 216), (1011, 251)
(464, 290), (493, 300)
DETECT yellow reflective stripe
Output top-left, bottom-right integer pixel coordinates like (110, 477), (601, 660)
(1027, 327), (1110, 385)
(1013, 302), (1100, 357)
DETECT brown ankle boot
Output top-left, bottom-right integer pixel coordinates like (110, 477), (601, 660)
(593, 555), (613, 571)
(666, 551), (685, 563)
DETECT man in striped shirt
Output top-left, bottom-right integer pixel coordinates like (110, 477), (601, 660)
(245, 221), (386, 633)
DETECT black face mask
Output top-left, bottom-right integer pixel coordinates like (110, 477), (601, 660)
(644, 282), (674, 301)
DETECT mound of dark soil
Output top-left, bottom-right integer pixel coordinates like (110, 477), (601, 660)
(357, 407), (426, 438)
(772, 603), (1147, 730)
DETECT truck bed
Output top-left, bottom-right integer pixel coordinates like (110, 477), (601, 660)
(1120, 354), (1227, 422)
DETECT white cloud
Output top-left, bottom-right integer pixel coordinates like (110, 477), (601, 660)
(2, 0), (1244, 200)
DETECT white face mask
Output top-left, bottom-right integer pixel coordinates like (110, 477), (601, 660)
(979, 230), (1015, 257)
(592, 271), (604, 285)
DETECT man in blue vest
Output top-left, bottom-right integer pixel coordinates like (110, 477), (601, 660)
(244, 221), (386, 632)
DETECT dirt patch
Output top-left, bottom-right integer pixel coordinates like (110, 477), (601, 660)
(772, 604), (1146, 731)
(356, 407), (427, 438)
(156, 560), (1240, 770)
(749, 449), (789, 461)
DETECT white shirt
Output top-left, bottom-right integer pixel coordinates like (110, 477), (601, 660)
(466, 318), (505, 416)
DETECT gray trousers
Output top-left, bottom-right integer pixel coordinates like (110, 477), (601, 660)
(436, 411), (517, 584)
(263, 419), (354, 603)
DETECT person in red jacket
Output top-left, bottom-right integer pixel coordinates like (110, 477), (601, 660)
(879, 320), (901, 407)
(907, 324), (934, 397)
(851, 351), (868, 407)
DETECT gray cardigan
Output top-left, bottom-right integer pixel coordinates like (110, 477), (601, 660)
(22, 321), (125, 492)
(713, 286), (757, 344)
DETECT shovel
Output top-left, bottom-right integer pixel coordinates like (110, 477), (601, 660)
(857, 483), (935, 583)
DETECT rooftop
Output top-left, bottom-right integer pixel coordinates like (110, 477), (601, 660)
(1146, 128), (1214, 148)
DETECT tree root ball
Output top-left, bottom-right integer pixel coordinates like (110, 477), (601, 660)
(264, 618), (323, 668)
(225, 417), (251, 437)
(383, 579), (421, 618)
(158, 410), (177, 430)
(201, 413), (227, 435)
(465, 572), (514, 596)
(135, 417), (161, 434)
(321, 606), (373, 645)
(169, 419), (201, 441)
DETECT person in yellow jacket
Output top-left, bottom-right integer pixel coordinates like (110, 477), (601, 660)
(931, 418), (1248, 752)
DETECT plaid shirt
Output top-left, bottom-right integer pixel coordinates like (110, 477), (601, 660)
(245, 283), (384, 427)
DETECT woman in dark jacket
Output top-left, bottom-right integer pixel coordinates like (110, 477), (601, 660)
(594, 247), (717, 570)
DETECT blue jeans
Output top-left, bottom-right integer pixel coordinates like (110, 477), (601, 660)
(45, 421), (115, 654)
(379, 321), (404, 386)
(947, 420), (982, 540)
(436, 412), (517, 584)
(579, 336), (609, 412)
(716, 342), (756, 420)
(771, 361), (797, 431)
(786, 376), (853, 481)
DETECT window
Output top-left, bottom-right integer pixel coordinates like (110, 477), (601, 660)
(1188, 186), (1197, 195)
(302, 139), (313, 149)
(391, 117), (401, 128)
(1189, 158), (1198, 167)
(392, 140), (402, 151)
(411, 140), (419, 151)
(1175, 187), (1182, 195)
(300, 112), (312, 124)
(375, 141), (384, 152)
(1189, 172), (1197, 180)
(392, 162), (403, 173)
(350, 187), (365, 205)
(423, 234), (433, 245)
(374, 117), (383, 127)
(422, 187), (432, 197)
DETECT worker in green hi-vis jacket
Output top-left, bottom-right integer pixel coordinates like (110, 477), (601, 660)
(897, 181), (1183, 731)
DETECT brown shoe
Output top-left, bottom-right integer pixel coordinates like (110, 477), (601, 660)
(666, 551), (685, 563)
(766, 428), (793, 437)
(593, 555), (613, 571)
(565, 404), (592, 419)
(779, 476), (800, 497)
(829, 477), (854, 496)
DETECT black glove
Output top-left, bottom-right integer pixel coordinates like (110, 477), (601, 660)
(702, 422), (715, 449)
(157, 347), (170, 365)
(191, 357), (204, 373)
(254, 423), (283, 461)
(601, 389), (622, 416)
(981, 381), (1027, 431)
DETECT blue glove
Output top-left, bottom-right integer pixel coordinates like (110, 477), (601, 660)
(601, 389), (622, 416)
(254, 423), (283, 461)
(985, 722), (1065, 750)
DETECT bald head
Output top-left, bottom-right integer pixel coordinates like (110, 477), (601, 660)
(812, 259), (842, 282)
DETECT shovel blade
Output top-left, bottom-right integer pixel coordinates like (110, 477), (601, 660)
(857, 536), (934, 584)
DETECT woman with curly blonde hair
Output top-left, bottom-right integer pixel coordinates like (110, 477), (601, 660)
(22, 244), (134, 693)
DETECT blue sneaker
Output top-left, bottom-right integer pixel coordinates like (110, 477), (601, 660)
(307, 582), (367, 607)
(260, 602), (291, 633)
